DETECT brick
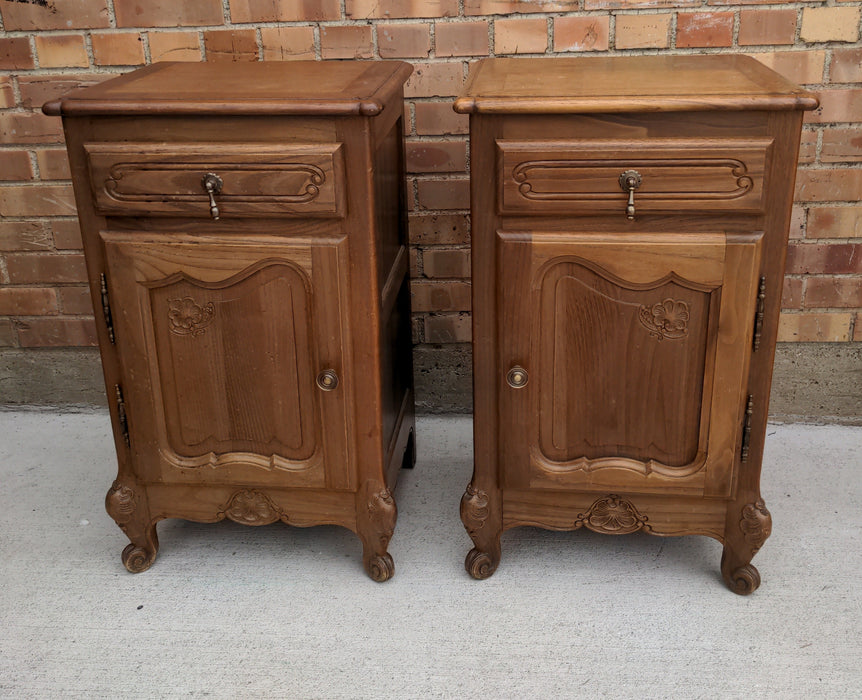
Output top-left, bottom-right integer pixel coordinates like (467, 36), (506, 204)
(35, 34), (89, 69)
(798, 129), (817, 165)
(0, 152), (35, 181)
(204, 30), (259, 62)
(587, 0), (697, 8)
(821, 128), (862, 163)
(0, 222), (53, 252)
(35, 148), (72, 180)
(676, 12), (734, 48)
(804, 278), (862, 309)
(495, 18), (548, 55)
(830, 48), (862, 84)
(410, 281), (471, 311)
(795, 169), (862, 202)
(424, 313), (471, 343)
(405, 141), (467, 173)
(738, 9), (797, 46)
(5, 253), (88, 284)
(58, 287), (94, 315)
(230, 0), (341, 21)
(745, 51), (826, 86)
(422, 249), (471, 278)
(0, 114), (64, 145)
(260, 27), (316, 61)
(91, 32), (146, 66)
(0, 37), (35, 70)
(408, 214), (470, 245)
(554, 16), (610, 52)
(0, 185), (77, 217)
(414, 102), (469, 135)
(409, 247), (421, 276)
(16, 318), (98, 347)
(405, 62), (464, 98)
(0, 288), (58, 316)
(416, 178), (470, 210)
(1, 0), (109, 30)
(807, 207), (862, 239)
(148, 31), (203, 62)
(51, 220), (84, 250)
(781, 277), (803, 309)
(114, 0), (224, 27)
(615, 14), (672, 50)
(378, 23), (431, 59)
(0, 319), (15, 347)
(790, 205), (806, 239)
(855, 316), (862, 342)
(785, 243), (862, 274)
(0, 77), (12, 110)
(800, 7), (861, 43)
(320, 26), (374, 60)
(346, 0), (457, 18)
(18, 74), (108, 110)
(777, 312), (852, 342)
(465, 0), (572, 14)
(805, 90), (862, 124)
(435, 21), (489, 57)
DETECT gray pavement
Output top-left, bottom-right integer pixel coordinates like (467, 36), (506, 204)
(1, 410), (860, 698)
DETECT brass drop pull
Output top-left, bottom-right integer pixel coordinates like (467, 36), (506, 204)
(202, 173), (223, 220)
(618, 169), (642, 220)
(506, 366), (528, 389)
(316, 369), (339, 391)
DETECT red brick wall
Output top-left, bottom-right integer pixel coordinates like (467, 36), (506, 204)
(1, 0), (860, 354)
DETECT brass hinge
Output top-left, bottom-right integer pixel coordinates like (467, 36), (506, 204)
(100, 273), (115, 344)
(741, 395), (754, 463)
(114, 384), (130, 448)
(752, 276), (766, 351)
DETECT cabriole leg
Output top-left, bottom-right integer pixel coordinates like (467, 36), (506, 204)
(356, 480), (397, 582)
(721, 498), (772, 595)
(106, 480), (159, 573)
(461, 483), (502, 579)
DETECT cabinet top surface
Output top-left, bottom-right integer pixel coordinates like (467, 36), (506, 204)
(454, 55), (818, 114)
(43, 60), (413, 117)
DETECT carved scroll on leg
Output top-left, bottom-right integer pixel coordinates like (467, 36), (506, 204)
(355, 480), (397, 582)
(721, 498), (772, 595)
(106, 480), (159, 573)
(461, 483), (502, 580)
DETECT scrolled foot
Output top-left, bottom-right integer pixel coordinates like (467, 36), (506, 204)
(725, 563), (761, 595)
(465, 548), (498, 580)
(365, 552), (395, 582)
(121, 543), (157, 573)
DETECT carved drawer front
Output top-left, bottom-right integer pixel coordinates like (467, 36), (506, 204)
(498, 138), (772, 217)
(85, 142), (345, 218)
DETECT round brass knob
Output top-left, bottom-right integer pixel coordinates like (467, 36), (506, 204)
(316, 369), (339, 391)
(506, 366), (528, 388)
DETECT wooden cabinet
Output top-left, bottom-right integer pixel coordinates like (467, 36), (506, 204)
(455, 55), (817, 593)
(44, 61), (415, 581)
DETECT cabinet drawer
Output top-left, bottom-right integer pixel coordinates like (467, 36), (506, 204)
(497, 138), (772, 217)
(85, 142), (345, 218)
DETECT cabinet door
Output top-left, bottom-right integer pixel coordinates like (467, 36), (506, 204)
(102, 232), (352, 490)
(498, 231), (761, 498)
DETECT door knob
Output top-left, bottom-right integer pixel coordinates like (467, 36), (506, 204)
(506, 366), (529, 388)
(316, 369), (339, 391)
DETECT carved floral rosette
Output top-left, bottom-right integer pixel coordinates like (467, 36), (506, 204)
(739, 498), (771, 553)
(167, 296), (214, 337)
(575, 495), (651, 535)
(220, 489), (286, 526)
(638, 298), (690, 341)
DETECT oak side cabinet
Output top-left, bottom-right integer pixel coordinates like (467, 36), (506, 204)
(44, 61), (416, 582)
(455, 55), (817, 594)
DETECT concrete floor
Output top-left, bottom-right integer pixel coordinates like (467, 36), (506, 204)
(1, 411), (860, 698)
